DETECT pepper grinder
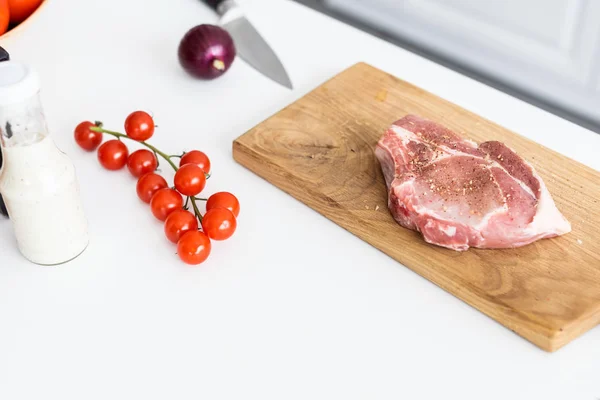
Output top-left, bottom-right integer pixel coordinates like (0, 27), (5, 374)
(0, 45), (9, 217)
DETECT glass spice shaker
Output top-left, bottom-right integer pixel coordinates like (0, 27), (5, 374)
(0, 60), (89, 265)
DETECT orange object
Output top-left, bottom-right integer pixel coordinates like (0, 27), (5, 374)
(0, 0), (9, 36)
(7, 0), (41, 24)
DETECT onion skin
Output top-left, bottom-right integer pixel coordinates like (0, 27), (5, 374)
(178, 24), (236, 80)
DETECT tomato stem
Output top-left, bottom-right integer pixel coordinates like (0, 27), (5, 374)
(91, 125), (205, 224)
(193, 197), (208, 201)
(191, 196), (203, 222)
(90, 127), (179, 171)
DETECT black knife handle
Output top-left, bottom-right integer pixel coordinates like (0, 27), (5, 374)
(200, 0), (237, 15)
(0, 45), (9, 217)
(0, 46), (8, 62)
(200, 0), (225, 11)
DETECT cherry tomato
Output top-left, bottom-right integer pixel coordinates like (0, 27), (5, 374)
(201, 208), (236, 240)
(177, 230), (211, 265)
(174, 164), (206, 196)
(0, 0), (9, 36)
(179, 150), (211, 174)
(97, 140), (128, 170)
(7, 0), (42, 24)
(124, 111), (154, 141)
(74, 121), (103, 151)
(127, 149), (158, 178)
(206, 192), (240, 217)
(150, 188), (183, 221)
(136, 173), (168, 203)
(164, 210), (198, 243)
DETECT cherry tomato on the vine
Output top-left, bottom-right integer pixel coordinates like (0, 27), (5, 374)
(73, 110), (242, 266)
(206, 192), (240, 217)
(136, 173), (168, 203)
(201, 208), (236, 241)
(127, 149), (158, 178)
(124, 111), (154, 141)
(74, 121), (103, 151)
(177, 230), (211, 265)
(150, 188), (183, 221)
(174, 164), (206, 196)
(97, 140), (128, 170)
(164, 210), (198, 244)
(179, 150), (211, 174)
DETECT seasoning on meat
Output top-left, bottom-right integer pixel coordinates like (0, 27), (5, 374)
(374, 115), (571, 251)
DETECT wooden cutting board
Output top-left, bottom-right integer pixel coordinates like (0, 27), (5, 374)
(232, 62), (600, 352)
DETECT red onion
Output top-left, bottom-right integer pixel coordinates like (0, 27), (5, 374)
(178, 24), (236, 80)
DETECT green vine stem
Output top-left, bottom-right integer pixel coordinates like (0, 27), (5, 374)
(91, 125), (205, 223)
(191, 196), (203, 222)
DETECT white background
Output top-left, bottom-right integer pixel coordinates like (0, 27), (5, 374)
(0, 0), (599, 399)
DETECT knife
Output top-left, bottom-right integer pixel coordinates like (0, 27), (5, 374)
(200, 0), (293, 89)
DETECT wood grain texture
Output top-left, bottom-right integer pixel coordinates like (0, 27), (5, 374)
(232, 62), (600, 352)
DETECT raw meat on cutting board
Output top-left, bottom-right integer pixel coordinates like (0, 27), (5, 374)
(374, 115), (571, 251)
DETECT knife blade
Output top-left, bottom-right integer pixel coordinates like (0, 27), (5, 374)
(200, 0), (293, 89)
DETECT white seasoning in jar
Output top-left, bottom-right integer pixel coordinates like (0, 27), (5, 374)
(0, 62), (89, 265)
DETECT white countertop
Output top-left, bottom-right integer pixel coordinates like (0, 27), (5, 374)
(1, 0), (599, 399)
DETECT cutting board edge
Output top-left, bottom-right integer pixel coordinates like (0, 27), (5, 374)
(552, 304), (600, 352)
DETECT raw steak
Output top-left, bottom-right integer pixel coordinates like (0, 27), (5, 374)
(374, 115), (571, 251)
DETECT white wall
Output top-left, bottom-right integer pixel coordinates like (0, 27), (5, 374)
(325, 0), (600, 125)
